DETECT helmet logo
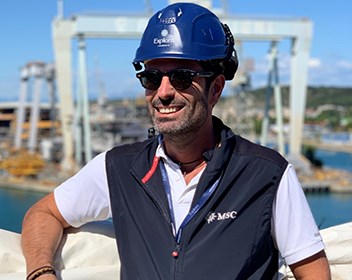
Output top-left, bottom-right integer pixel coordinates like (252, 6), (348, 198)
(161, 29), (169, 37)
(159, 17), (176, 24)
(153, 29), (174, 47)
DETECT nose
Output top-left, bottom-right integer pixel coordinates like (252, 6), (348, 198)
(156, 76), (175, 100)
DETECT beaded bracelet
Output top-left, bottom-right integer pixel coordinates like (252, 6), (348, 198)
(26, 265), (56, 280)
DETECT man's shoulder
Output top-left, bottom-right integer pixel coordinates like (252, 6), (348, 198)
(107, 137), (157, 158)
(234, 135), (288, 167)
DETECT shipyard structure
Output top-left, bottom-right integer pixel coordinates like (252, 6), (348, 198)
(0, 0), (350, 193)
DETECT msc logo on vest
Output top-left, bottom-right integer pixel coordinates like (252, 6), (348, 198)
(207, 211), (238, 224)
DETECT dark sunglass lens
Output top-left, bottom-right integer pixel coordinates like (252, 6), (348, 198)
(170, 70), (193, 90)
(141, 71), (162, 90)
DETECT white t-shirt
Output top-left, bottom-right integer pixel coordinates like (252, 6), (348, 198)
(54, 148), (324, 265)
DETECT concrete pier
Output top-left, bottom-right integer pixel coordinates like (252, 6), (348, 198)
(302, 182), (330, 193)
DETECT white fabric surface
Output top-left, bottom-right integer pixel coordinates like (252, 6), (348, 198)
(0, 222), (351, 279)
(0, 221), (120, 280)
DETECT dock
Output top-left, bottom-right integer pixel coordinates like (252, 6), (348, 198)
(0, 177), (57, 193)
(302, 182), (330, 193)
(301, 182), (352, 194)
(301, 180), (352, 194)
(298, 166), (352, 194)
(303, 139), (352, 154)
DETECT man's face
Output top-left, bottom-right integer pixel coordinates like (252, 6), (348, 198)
(142, 59), (215, 138)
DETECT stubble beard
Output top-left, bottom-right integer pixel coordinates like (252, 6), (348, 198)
(151, 97), (209, 143)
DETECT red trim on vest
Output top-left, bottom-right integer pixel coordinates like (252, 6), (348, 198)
(142, 156), (160, 183)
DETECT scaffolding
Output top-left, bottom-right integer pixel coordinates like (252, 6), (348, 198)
(14, 62), (57, 153)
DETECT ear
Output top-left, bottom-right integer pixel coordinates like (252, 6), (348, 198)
(209, 75), (225, 107)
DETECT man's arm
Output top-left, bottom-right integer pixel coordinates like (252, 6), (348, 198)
(289, 250), (331, 279)
(22, 192), (70, 278)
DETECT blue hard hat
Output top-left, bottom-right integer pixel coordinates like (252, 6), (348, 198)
(133, 2), (238, 80)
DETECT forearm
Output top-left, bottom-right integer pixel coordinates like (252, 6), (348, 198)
(290, 250), (331, 279)
(22, 209), (63, 272)
(21, 193), (69, 275)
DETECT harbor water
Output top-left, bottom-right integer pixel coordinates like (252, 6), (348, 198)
(305, 148), (352, 229)
(1, 149), (352, 233)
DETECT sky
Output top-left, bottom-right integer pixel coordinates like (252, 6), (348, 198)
(0, 0), (351, 101)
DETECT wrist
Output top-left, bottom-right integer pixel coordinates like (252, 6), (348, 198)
(33, 275), (57, 280)
(26, 265), (56, 280)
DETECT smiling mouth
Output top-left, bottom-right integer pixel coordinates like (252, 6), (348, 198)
(157, 107), (182, 114)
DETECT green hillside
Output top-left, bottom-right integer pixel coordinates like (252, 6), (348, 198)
(306, 87), (352, 108)
(246, 86), (352, 108)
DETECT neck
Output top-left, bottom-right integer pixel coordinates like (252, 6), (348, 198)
(179, 158), (207, 177)
(177, 157), (204, 166)
(163, 122), (217, 168)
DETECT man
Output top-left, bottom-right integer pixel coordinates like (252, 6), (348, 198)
(22, 2), (331, 279)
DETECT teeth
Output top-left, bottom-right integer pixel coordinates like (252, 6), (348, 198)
(159, 107), (177, 114)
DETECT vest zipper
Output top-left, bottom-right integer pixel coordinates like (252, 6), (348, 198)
(140, 181), (180, 279)
(172, 244), (180, 279)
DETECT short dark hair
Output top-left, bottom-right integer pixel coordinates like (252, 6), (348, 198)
(200, 60), (224, 89)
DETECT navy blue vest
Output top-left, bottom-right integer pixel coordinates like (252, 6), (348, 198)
(106, 118), (288, 279)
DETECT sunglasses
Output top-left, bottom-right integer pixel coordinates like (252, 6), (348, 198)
(136, 69), (214, 91)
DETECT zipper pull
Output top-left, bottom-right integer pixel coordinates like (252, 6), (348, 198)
(171, 245), (180, 258)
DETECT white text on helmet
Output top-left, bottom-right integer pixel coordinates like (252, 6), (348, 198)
(153, 37), (174, 45)
(160, 17), (176, 24)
